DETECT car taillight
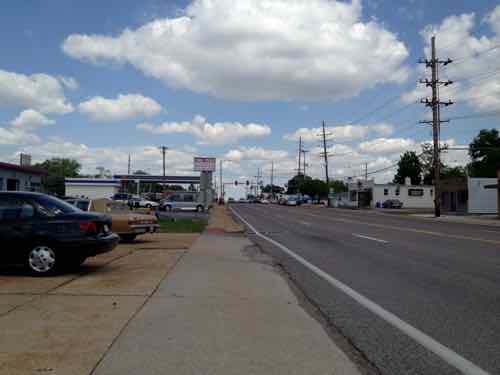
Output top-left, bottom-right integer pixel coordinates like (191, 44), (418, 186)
(80, 221), (97, 234)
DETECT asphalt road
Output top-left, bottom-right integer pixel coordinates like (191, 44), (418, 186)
(230, 204), (500, 375)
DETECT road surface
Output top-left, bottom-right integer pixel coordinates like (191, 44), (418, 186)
(230, 204), (500, 375)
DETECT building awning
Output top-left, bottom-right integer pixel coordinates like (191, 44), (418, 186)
(0, 162), (46, 175)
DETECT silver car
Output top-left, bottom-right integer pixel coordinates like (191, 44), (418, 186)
(160, 192), (205, 212)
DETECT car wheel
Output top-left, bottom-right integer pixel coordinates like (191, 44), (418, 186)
(146, 204), (152, 209)
(166, 205), (172, 212)
(120, 234), (137, 242)
(27, 245), (58, 275)
(196, 205), (204, 213)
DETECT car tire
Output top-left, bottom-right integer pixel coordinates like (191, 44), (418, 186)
(146, 204), (152, 209)
(26, 245), (59, 276)
(196, 205), (204, 213)
(165, 205), (172, 212)
(120, 234), (137, 242)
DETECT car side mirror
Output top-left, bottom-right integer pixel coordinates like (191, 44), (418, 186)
(20, 204), (35, 219)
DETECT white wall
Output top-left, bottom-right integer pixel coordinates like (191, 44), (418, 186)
(373, 185), (434, 208)
(467, 178), (498, 214)
(66, 184), (119, 200)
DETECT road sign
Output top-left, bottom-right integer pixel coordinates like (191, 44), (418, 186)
(193, 157), (216, 172)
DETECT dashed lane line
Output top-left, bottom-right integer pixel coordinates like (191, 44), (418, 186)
(230, 206), (491, 375)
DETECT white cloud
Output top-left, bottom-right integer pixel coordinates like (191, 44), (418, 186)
(10, 109), (55, 131)
(371, 123), (394, 136)
(403, 5), (500, 113)
(78, 94), (162, 122)
(137, 115), (271, 145)
(0, 69), (74, 114)
(13, 137), (198, 176)
(284, 123), (395, 142)
(62, 0), (409, 101)
(284, 125), (370, 142)
(58, 76), (79, 90)
(358, 137), (417, 154)
(0, 127), (40, 145)
(224, 147), (289, 162)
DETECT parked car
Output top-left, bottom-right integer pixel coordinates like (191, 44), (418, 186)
(67, 198), (160, 242)
(238, 198), (250, 203)
(228, 198), (235, 203)
(285, 196), (300, 206)
(128, 197), (159, 209)
(112, 193), (132, 203)
(382, 199), (403, 209)
(160, 192), (206, 212)
(0, 192), (119, 275)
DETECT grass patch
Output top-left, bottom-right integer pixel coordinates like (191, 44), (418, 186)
(158, 218), (207, 233)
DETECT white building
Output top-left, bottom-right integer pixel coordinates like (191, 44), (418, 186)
(467, 178), (498, 214)
(65, 178), (120, 199)
(348, 177), (434, 209)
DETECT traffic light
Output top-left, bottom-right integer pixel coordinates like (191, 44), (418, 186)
(234, 180), (238, 186)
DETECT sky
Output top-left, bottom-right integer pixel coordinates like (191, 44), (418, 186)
(1, 0), (499, 197)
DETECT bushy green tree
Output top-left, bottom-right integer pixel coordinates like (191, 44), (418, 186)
(468, 129), (500, 178)
(394, 151), (422, 185)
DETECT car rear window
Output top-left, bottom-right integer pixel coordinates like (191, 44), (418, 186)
(32, 195), (79, 216)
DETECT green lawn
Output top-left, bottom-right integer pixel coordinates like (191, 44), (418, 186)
(158, 218), (207, 233)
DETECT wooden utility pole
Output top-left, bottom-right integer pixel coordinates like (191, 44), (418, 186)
(270, 161), (275, 198)
(297, 137), (302, 176)
(159, 146), (169, 177)
(128, 154), (131, 175)
(320, 121), (330, 185)
(219, 159), (223, 201)
(419, 36), (453, 217)
(364, 163), (368, 181)
(302, 149), (309, 177)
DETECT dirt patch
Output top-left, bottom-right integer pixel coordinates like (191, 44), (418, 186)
(206, 205), (244, 233)
(124, 233), (200, 250)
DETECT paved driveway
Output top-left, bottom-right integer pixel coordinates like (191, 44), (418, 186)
(0, 233), (198, 375)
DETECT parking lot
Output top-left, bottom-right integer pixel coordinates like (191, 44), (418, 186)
(0, 233), (199, 375)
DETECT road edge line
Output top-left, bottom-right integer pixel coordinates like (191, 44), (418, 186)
(230, 207), (491, 375)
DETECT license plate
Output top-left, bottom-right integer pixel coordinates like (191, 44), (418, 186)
(103, 225), (109, 233)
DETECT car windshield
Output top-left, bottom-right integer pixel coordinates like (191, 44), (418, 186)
(107, 201), (130, 213)
(32, 195), (79, 216)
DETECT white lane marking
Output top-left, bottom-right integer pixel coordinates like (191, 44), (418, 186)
(353, 234), (389, 244)
(299, 220), (311, 226)
(230, 207), (491, 375)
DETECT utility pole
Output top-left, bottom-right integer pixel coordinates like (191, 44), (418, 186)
(127, 154), (131, 175)
(270, 161), (274, 199)
(419, 35), (453, 217)
(364, 163), (368, 181)
(159, 146), (169, 177)
(297, 137), (302, 176)
(302, 149), (309, 177)
(320, 121), (330, 185)
(219, 159), (223, 202)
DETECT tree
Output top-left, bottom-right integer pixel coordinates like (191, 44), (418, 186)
(300, 179), (328, 202)
(35, 158), (81, 178)
(133, 170), (149, 175)
(262, 184), (284, 194)
(394, 151), (422, 185)
(328, 180), (348, 193)
(34, 158), (82, 196)
(286, 174), (311, 194)
(468, 129), (500, 178)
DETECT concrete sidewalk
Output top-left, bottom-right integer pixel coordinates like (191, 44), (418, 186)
(93, 233), (362, 375)
(411, 213), (500, 226)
